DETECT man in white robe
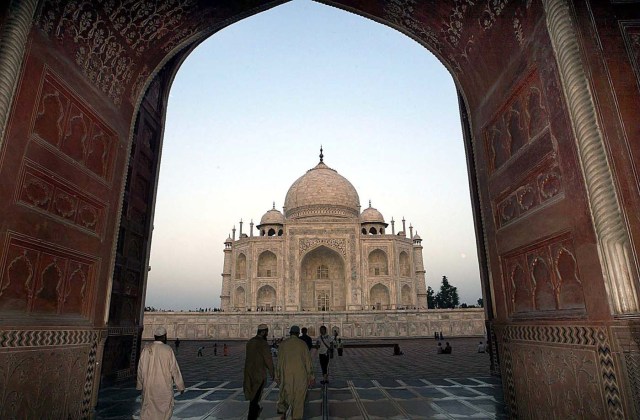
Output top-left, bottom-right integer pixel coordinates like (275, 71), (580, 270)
(137, 326), (185, 420)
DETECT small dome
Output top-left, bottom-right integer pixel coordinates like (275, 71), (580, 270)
(260, 208), (285, 225)
(225, 235), (233, 243)
(413, 233), (422, 240)
(360, 202), (385, 224)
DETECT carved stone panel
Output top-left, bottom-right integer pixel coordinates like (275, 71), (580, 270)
(0, 328), (102, 418)
(500, 325), (623, 419)
(17, 161), (107, 237)
(32, 71), (117, 184)
(503, 233), (586, 318)
(484, 71), (550, 175)
(495, 156), (563, 228)
(0, 233), (97, 318)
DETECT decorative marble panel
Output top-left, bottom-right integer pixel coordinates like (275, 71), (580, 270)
(500, 325), (623, 419)
(484, 71), (550, 174)
(17, 160), (107, 237)
(0, 328), (102, 418)
(0, 233), (98, 317)
(32, 71), (117, 183)
(299, 238), (346, 258)
(503, 233), (585, 317)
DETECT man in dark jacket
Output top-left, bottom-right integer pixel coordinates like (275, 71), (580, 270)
(299, 327), (313, 350)
(243, 324), (275, 420)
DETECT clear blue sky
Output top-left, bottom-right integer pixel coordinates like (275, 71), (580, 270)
(145, 0), (482, 310)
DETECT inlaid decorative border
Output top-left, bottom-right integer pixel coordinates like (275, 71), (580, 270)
(542, 0), (640, 314)
(0, 328), (97, 347)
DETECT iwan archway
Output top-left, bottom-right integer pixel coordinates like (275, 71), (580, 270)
(0, 1), (639, 418)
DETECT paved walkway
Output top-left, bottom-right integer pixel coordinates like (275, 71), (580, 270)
(95, 338), (507, 419)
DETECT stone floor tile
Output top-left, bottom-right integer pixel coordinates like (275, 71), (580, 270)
(174, 401), (217, 418)
(412, 387), (448, 398)
(385, 388), (418, 399)
(327, 401), (365, 419)
(441, 387), (484, 398)
(398, 400), (444, 418)
(327, 390), (355, 402)
(432, 399), (483, 416)
(354, 388), (385, 400)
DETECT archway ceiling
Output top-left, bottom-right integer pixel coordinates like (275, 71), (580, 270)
(36, 0), (540, 115)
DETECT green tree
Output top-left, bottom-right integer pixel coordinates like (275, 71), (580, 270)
(435, 276), (459, 308)
(477, 297), (484, 307)
(426, 286), (436, 309)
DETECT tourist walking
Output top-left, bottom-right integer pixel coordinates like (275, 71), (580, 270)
(444, 342), (452, 354)
(299, 327), (313, 350)
(244, 324), (275, 420)
(477, 341), (486, 353)
(437, 342), (443, 354)
(175, 337), (180, 352)
(336, 338), (344, 356)
(214, 342), (218, 356)
(276, 326), (314, 420)
(197, 346), (204, 357)
(223, 343), (229, 356)
(136, 326), (185, 420)
(315, 325), (334, 384)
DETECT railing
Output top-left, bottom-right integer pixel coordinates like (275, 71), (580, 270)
(321, 380), (329, 420)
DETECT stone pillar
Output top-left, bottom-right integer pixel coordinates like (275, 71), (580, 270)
(220, 237), (232, 311)
(413, 236), (427, 308)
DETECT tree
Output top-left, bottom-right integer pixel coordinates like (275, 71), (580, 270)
(426, 286), (436, 309)
(435, 276), (459, 309)
(477, 298), (484, 308)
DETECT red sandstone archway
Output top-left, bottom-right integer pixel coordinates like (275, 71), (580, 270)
(0, 1), (639, 418)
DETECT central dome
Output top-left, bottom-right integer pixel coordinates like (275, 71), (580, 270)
(284, 161), (360, 219)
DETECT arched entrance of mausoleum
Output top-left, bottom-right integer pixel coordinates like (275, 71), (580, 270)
(0, 1), (639, 418)
(300, 245), (347, 311)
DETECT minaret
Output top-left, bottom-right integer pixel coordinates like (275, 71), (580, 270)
(402, 217), (406, 237)
(232, 225), (236, 241)
(391, 218), (395, 235)
(412, 232), (428, 308)
(409, 224), (413, 239)
(220, 235), (233, 311)
(239, 219), (243, 237)
(250, 220), (254, 237)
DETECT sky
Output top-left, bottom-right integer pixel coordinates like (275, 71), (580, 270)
(145, 0), (482, 310)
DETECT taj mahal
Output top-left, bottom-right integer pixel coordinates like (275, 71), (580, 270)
(220, 149), (428, 312)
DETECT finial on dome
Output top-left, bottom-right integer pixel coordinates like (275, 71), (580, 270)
(273, 201), (275, 210)
(368, 200), (372, 208)
(319, 145), (324, 163)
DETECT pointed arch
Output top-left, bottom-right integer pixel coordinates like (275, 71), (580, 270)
(235, 253), (247, 279)
(368, 249), (388, 276)
(257, 250), (277, 277)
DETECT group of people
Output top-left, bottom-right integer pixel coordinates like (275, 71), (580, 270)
(436, 341), (452, 354)
(196, 342), (228, 357)
(244, 324), (338, 419)
(136, 323), (339, 420)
